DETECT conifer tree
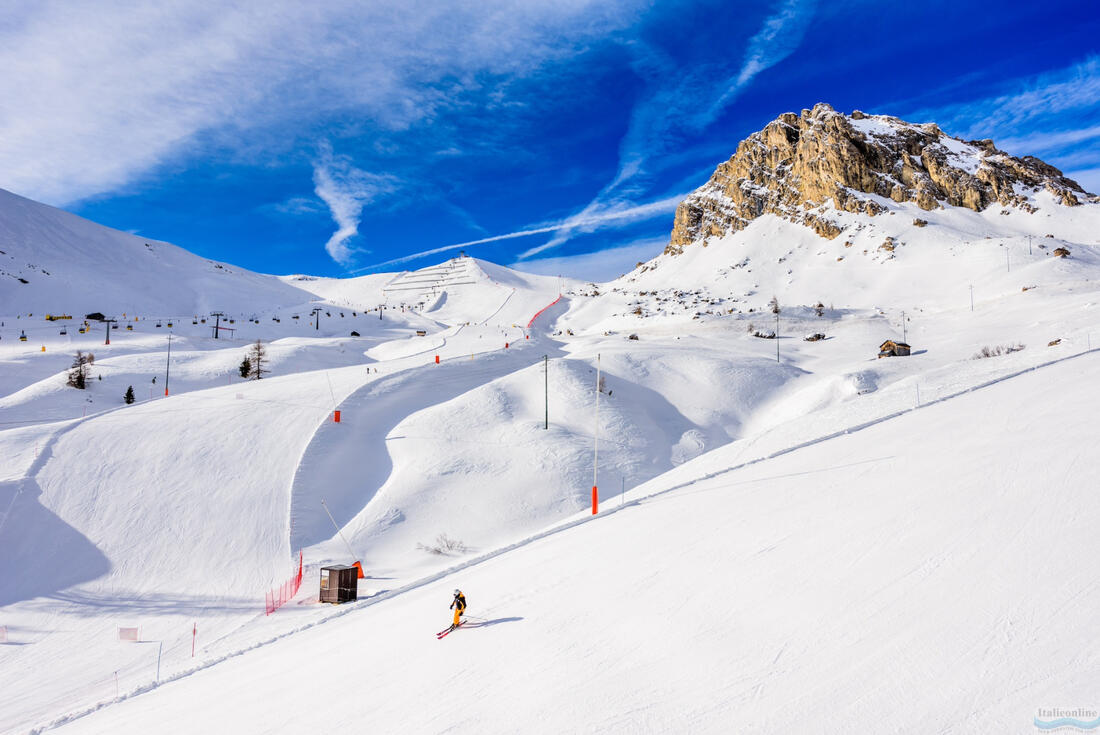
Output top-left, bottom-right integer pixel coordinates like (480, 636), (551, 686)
(247, 340), (267, 380)
(67, 351), (88, 389)
(124, 385), (135, 404)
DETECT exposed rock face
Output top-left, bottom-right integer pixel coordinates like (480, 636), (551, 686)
(667, 103), (1091, 254)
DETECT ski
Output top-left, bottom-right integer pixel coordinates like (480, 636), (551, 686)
(436, 621), (463, 639)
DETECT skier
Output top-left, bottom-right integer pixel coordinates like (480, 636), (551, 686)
(449, 588), (467, 630)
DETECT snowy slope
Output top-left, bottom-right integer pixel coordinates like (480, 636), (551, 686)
(1, 145), (1099, 735)
(0, 187), (310, 315)
(44, 350), (1100, 735)
(562, 191), (1100, 338)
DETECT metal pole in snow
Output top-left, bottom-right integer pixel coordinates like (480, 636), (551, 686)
(164, 334), (171, 396)
(156, 641), (162, 683)
(192, 623), (196, 657)
(969, 285), (974, 312)
(592, 354), (600, 514)
(321, 498), (359, 561)
(775, 311), (780, 363)
(544, 355), (549, 430)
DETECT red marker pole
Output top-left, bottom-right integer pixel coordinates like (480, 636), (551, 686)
(191, 623), (196, 657)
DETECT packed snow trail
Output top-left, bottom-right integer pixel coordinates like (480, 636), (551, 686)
(290, 340), (565, 550)
(44, 351), (1100, 735)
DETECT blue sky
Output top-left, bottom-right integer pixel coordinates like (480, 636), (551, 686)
(1, 1), (1098, 281)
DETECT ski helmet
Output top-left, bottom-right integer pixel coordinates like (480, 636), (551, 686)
(454, 588), (461, 596)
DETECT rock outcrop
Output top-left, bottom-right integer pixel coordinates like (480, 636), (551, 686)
(667, 103), (1091, 254)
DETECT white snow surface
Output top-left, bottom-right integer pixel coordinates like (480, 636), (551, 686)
(1, 182), (1099, 734)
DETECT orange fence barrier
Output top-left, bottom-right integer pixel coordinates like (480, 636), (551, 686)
(265, 550), (304, 615)
(526, 295), (562, 329)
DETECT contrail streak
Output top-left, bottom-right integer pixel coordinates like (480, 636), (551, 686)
(349, 194), (682, 273)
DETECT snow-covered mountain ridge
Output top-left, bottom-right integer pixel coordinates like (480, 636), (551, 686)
(667, 102), (1096, 251)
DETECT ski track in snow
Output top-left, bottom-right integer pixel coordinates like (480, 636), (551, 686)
(2, 180), (1100, 734)
(27, 346), (1100, 734)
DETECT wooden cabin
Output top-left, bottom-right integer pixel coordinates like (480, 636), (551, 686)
(319, 565), (358, 604)
(878, 340), (911, 358)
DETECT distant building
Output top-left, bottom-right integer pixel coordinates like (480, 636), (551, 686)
(879, 340), (911, 357)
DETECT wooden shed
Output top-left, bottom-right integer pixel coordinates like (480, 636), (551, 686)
(319, 565), (358, 604)
(878, 340), (911, 358)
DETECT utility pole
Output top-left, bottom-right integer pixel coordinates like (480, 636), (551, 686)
(775, 310), (780, 363)
(312, 308), (322, 331)
(544, 355), (549, 430)
(210, 311), (225, 339)
(164, 333), (172, 396)
(592, 354), (601, 515)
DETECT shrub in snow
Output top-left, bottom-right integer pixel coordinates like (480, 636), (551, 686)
(239, 356), (251, 378)
(417, 533), (469, 555)
(124, 386), (135, 404)
(972, 344), (1025, 359)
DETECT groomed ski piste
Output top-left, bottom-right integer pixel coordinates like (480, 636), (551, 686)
(1, 180), (1099, 733)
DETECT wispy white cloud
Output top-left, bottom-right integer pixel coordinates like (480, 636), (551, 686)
(511, 236), (668, 283)
(0, 1), (648, 206)
(312, 142), (397, 265)
(539, 0), (815, 257)
(350, 194), (683, 273)
(617, 0), (815, 190)
(701, 0), (814, 125)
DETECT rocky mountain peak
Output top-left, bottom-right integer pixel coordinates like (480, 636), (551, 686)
(666, 102), (1092, 254)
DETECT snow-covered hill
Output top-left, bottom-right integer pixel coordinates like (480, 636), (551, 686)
(0, 187), (309, 315)
(2, 108), (1099, 734)
(43, 350), (1100, 735)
